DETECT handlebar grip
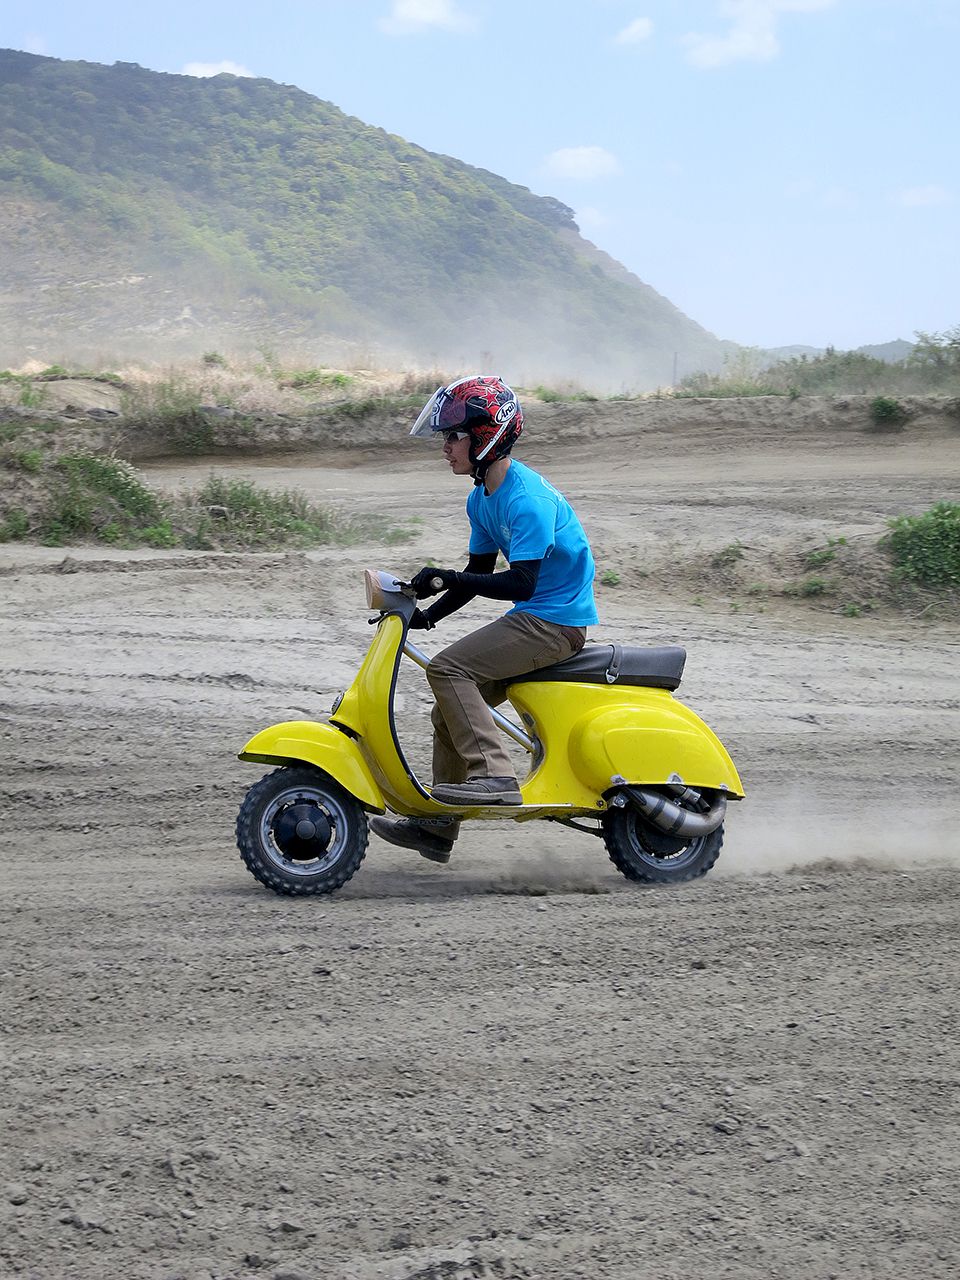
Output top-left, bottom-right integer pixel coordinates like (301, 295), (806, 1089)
(429, 576), (445, 593)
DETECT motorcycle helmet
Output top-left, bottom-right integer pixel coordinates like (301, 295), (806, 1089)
(410, 375), (523, 484)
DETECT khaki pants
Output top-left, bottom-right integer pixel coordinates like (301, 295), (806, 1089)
(427, 612), (586, 784)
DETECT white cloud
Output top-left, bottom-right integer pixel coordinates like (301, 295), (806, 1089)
(683, 0), (836, 69)
(23, 33), (47, 55)
(894, 184), (952, 207)
(379, 0), (475, 35)
(543, 147), (621, 181)
(615, 17), (653, 45)
(181, 60), (255, 78)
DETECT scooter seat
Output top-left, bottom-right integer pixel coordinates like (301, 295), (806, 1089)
(510, 643), (686, 690)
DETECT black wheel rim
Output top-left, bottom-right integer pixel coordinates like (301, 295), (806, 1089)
(258, 783), (351, 878)
(629, 815), (708, 871)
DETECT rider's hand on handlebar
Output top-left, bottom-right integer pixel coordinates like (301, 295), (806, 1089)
(408, 608), (435, 630)
(410, 566), (459, 599)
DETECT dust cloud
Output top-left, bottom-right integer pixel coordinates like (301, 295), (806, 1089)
(723, 804), (960, 877)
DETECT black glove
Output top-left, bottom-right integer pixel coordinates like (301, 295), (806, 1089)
(409, 566), (460, 599)
(408, 608), (434, 630)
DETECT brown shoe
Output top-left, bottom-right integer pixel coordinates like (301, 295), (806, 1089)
(369, 815), (459, 864)
(430, 776), (523, 806)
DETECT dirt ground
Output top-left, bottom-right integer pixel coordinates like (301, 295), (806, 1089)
(2, 404), (960, 1280)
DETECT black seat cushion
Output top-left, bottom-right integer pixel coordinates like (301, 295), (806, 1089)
(510, 643), (686, 690)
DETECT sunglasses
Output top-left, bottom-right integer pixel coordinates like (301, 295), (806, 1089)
(440, 429), (470, 444)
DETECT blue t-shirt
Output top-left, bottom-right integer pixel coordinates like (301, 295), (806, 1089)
(466, 460), (598, 626)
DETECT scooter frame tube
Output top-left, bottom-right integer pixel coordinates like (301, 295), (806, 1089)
(402, 640), (537, 754)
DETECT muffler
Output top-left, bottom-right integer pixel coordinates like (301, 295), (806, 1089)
(623, 785), (727, 839)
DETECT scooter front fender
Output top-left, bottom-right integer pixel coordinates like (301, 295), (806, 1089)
(239, 721), (385, 812)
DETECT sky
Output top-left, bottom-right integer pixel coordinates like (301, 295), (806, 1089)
(2, 0), (958, 350)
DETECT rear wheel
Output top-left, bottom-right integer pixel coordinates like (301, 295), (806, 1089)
(236, 766), (368, 896)
(602, 807), (723, 884)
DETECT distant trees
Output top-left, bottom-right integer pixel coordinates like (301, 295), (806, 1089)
(676, 332), (960, 397)
(909, 328), (960, 379)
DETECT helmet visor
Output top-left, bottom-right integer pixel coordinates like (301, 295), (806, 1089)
(409, 382), (474, 437)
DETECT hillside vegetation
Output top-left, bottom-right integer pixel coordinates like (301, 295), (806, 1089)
(677, 330), (960, 399)
(0, 49), (727, 387)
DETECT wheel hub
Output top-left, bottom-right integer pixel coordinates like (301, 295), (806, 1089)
(636, 822), (690, 858)
(272, 801), (333, 861)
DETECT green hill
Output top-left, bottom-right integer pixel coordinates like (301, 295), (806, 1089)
(0, 49), (728, 386)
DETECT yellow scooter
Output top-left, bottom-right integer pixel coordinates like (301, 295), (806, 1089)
(235, 570), (744, 895)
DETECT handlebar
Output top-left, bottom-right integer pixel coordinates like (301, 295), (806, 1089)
(364, 567), (445, 613)
(399, 576), (445, 595)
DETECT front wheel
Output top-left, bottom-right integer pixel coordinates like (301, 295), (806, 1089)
(602, 808), (723, 884)
(236, 766), (368, 896)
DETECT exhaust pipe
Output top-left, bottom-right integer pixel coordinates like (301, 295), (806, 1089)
(624, 786), (727, 839)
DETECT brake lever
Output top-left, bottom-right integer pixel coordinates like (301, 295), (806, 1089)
(402, 575), (446, 598)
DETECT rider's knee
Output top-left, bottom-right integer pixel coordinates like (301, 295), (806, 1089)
(427, 652), (461, 684)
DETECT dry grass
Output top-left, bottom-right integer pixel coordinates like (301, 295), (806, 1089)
(1, 353), (615, 416)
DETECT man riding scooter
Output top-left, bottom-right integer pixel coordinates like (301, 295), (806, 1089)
(370, 375), (599, 865)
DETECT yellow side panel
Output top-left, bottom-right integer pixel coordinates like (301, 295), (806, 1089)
(239, 720), (385, 812)
(509, 681), (744, 797)
(572, 704), (744, 794)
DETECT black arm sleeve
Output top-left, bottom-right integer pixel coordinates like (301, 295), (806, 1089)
(423, 552), (497, 626)
(454, 559), (542, 602)
(423, 555), (543, 624)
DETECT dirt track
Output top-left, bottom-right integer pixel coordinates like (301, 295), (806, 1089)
(2, 405), (960, 1279)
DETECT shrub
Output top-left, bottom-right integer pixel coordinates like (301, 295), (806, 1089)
(675, 348), (777, 398)
(40, 454), (164, 542)
(170, 415), (217, 453)
(139, 521), (178, 548)
(527, 383), (598, 403)
(121, 372), (207, 430)
(383, 526), (416, 545)
(869, 396), (908, 429)
(805, 536), (847, 569)
(18, 384), (47, 409)
(887, 502), (960, 587)
(712, 541), (744, 568)
(202, 351), (227, 366)
(5, 447), (45, 473)
(783, 576), (829, 597)
(60, 454), (162, 521)
(281, 368), (354, 390)
(0, 509), (29, 541)
(675, 378), (780, 399)
(179, 475), (367, 548)
(600, 569), (620, 586)
(805, 546), (836, 569)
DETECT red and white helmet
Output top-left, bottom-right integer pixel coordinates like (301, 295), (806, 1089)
(411, 376), (523, 478)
